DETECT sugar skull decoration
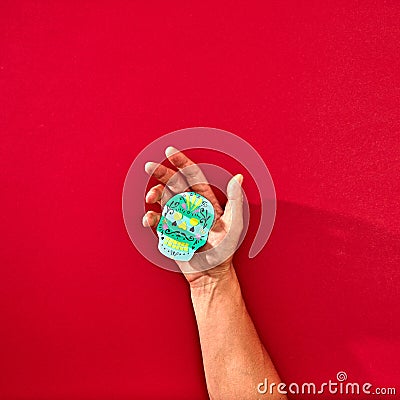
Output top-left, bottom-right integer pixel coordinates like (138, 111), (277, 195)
(156, 192), (215, 261)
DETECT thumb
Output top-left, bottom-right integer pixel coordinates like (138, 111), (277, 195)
(222, 174), (244, 230)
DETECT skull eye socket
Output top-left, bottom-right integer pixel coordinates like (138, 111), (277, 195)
(189, 218), (199, 226)
(173, 212), (183, 220)
(189, 218), (199, 233)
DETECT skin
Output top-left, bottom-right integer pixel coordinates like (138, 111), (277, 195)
(142, 147), (287, 400)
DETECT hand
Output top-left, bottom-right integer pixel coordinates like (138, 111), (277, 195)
(142, 147), (244, 287)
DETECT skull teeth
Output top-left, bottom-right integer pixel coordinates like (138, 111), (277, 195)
(164, 237), (189, 251)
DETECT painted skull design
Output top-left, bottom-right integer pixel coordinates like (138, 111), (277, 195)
(156, 192), (215, 261)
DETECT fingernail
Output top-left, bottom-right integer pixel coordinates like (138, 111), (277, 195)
(144, 161), (157, 174)
(145, 192), (151, 203)
(235, 174), (243, 185)
(165, 146), (179, 157)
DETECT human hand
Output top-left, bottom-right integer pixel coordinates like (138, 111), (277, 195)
(142, 147), (244, 287)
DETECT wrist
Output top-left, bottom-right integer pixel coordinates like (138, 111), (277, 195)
(188, 262), (238, 294)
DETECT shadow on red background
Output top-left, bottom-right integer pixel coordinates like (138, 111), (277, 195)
(237, 201), (400, 399)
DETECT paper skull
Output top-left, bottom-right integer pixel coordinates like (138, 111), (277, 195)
(156, 191), (215, 261)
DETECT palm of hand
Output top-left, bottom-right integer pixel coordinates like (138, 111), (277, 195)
(143, 147), (243, 284)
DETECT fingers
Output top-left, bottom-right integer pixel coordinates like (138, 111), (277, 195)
(165, 146), (223, 217)
(145, 183), (173, 206)
(142, 211), (161, 227)
(145, 183), (164, 204)
(145, 147), (225, 218)
(145, 162), (188, 193)
(221, 174), (244, 232)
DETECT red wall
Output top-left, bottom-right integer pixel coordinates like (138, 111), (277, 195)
(1, 2), (399, 399)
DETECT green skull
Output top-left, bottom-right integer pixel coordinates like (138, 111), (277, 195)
(156, 192), (215, 261)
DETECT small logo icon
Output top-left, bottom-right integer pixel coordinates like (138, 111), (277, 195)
(336, 371), (348, 382)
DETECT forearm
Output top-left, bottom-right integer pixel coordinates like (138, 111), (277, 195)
(190, 264), (286, 400)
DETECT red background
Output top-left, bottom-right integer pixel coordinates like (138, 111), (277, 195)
(1, 1), (399, 399)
